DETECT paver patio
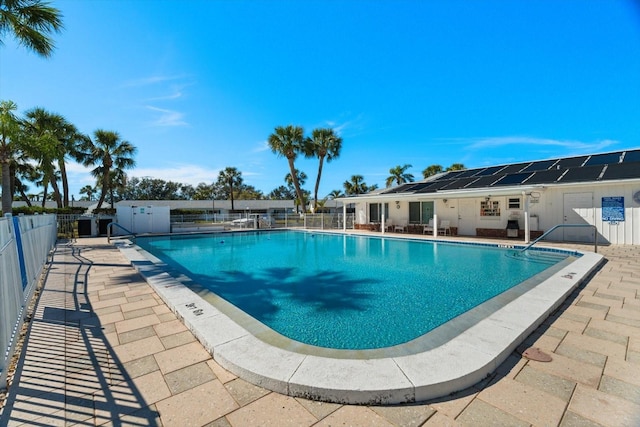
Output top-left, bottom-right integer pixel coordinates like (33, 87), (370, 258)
(1, 236), (639, 426)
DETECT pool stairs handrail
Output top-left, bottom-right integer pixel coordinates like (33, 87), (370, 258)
(107, 222), (136, 243)
(520, 223), (598, 253)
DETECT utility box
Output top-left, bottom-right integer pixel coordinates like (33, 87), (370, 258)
(115, 205), (170, 235)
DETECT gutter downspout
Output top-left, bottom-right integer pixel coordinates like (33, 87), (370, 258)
(343, 203), (347, 232)
(523, 191), (530, 244)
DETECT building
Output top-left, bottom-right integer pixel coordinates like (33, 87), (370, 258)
(339, 149), (640, 245)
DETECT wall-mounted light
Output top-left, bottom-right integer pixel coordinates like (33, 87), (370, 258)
(485, 196), (491, 202)
(395, 201), (400, 206)
(443, 199), (448, 204)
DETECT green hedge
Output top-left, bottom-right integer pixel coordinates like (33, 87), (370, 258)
(8, 206), (88, 215)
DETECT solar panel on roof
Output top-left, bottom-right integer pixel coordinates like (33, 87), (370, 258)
(558, 165), (605, 182)
(556, 156), (588, 168)
(521, 160), (557, 173)
(414, 182), (442, 193)
(440, 177), (480, 190)
(622, 149), (640, 163)
(497, 163), (530, 175)
(381, 183), (415, 194)
(493, 172), (534, 186)
(453, 169), (482, 179)
(585, 152), (623, 166)
(524, 168), (566, 184)
(474, 166), (505, 176)
(601, 162), (640, 181)
(464, 175), (505, 189)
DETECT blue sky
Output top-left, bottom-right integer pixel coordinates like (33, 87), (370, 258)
(2, 0), (639, 199)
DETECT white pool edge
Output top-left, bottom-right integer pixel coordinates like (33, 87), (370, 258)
(116, 241), (603, 405)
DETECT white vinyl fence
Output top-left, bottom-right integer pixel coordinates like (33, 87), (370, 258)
(0, 214), (57, 390)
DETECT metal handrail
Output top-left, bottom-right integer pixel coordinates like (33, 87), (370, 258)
(520, 224), (598, 253)
(107, 222), (136, 243)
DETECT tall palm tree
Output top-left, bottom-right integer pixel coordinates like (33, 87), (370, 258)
(305, 128), (343, 212)
(217, 167), (243, 211)
(422, 164), (443, 178)
(268, 125), (306, 212)
(386, 164), (414, 187)
(80, 129), (136, 209)
(0, 0), (63, 57)
(0, 100), (22, 213)
(22, 107), (80, 208)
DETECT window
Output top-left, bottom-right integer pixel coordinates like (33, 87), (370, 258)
(480, 200), (500, 217)
(508, 198), (521, 209)
(409, 201), (434, 224)
(369, 203), (389, 222)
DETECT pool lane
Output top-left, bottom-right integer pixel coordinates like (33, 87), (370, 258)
(117, 239), (603, 404)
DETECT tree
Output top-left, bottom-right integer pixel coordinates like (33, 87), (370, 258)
(79, 184), (96, 201)
(0, 0), (63, 57)
(446, 163), (466, 171)
(0, 100), (22, 213)
(192, 182), (216, 201)
(305, 128), (342, 212)
(267, 185), (295, 200)
(217, 167), (243, 210)
(284, 169), (310, 211)
(80, 129), (136, 209)
(328, 189), (344, 199)
(422, 164), (443, 178)
(343, 174), (377, 196)
(268, 125), (306, 212)
(386, 164), (414, 187)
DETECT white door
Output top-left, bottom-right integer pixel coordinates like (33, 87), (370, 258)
(563, 192), (594, 242)
(133, 206), (153, 234)
(457, 199), (476, 236)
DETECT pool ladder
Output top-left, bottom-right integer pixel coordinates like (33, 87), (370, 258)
(107, 222), (136, 243)
(520, 224), (598, 253)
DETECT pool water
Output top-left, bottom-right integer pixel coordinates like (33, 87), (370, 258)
(135, 231), (568, 350)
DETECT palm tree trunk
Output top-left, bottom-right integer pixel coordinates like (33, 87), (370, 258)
(287, 157), (305, 212)
(59, 159), (69, 207)
(50, 178), (63, 208)
(230, 182), (235, 211)
(96, 173), (109, 209)
(313, 156), (325, 212)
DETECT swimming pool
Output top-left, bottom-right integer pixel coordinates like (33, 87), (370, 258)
(121, 230), (603, 404)
(135, 231), (570, 350)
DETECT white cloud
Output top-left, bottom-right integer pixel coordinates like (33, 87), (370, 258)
(121, 74), (189, 88)
(130, 165), (218, 186)
(145, 106), (188, 127)
(465, 136), (618, 152)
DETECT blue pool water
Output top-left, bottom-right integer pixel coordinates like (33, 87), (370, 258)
(135, 231), (568, 350)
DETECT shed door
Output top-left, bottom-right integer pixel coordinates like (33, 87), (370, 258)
(563, 192), (594, 242)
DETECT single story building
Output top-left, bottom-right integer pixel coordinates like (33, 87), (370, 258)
(338, 149), (640, 245)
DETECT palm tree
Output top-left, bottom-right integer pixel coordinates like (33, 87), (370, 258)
(305, 128), (343, 212)
(79, 184), (96, 201)
(268, 125), (306, 212)
(446, 163), (466, 171)
(422, 164), (443, 178)
(217, 167), (243, 210)
(0, 0), (63, 57)
(80, 129), (136, 209)
(386, 164), (414, 187)
(328, 189), (344, 199)
(343, 175), (367, 196)
(0, 100), (21, 214)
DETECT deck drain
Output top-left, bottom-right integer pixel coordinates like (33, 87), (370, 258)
(522, 347), (552, 362)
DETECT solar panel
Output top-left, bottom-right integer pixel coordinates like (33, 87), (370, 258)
(464, 175), (505, 189)
(622, 149), (640, 163)
(558, 165), (605, 182)
(521, 160), (557, 173)
(523, 168), (566, 184)
(474, 165), (505, 176)
(440, 177), (480, 190)
(556, 156), (588, 168)
(428, 171), (460, 181)
(381, 183), (415, 194)
(454, 169), (483, 179)
(497, 163), (530, 175)
(601, 162), (640, 181)
(585, 152), (623, 166)
(414, 182), (443, 193)
(493, 172), (534, 186)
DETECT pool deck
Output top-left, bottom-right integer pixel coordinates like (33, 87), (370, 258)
(1, 234), (640, 426)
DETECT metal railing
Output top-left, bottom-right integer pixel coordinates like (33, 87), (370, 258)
(107, 222), (136, 243)
(520, 224), (598, 253)
(1, 214), (57, 390)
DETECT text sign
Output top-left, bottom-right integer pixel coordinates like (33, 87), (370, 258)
(602, 197), (624, 221)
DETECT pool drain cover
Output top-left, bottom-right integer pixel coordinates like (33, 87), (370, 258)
(522, 347), (552, 362)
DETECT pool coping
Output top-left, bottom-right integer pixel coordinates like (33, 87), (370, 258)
(116, 234), (604, 405)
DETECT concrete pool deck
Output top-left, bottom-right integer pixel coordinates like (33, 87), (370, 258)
(1, 235), (639, 425)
